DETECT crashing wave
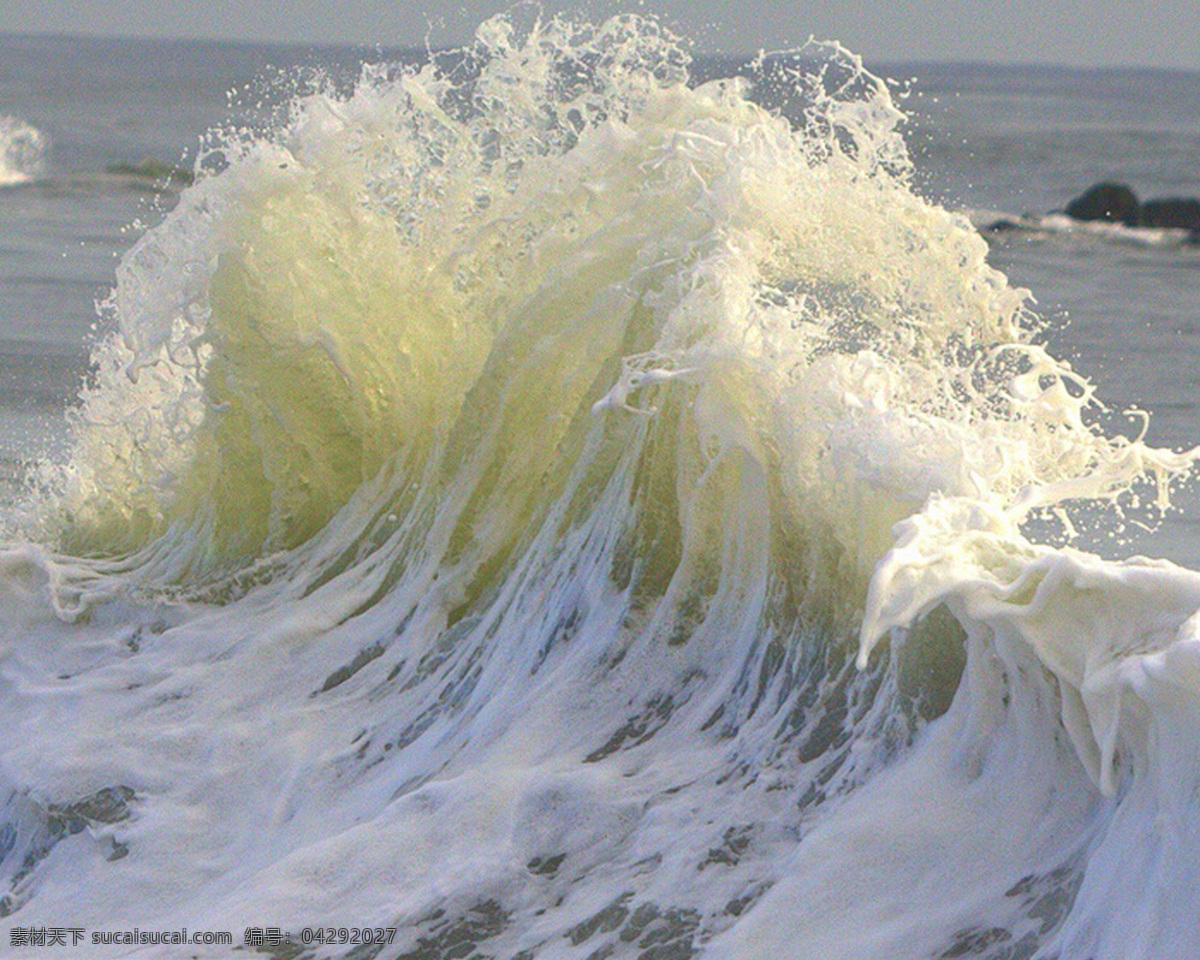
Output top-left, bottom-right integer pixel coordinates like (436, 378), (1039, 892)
(2, 14), (1199, 960)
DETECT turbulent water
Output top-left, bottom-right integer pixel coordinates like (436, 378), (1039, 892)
(2, 16), (1200, 960)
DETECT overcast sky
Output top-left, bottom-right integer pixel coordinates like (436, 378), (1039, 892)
(0, 0), (1197, 70)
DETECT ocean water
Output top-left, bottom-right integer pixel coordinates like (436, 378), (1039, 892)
(1, 17), (1199, 959)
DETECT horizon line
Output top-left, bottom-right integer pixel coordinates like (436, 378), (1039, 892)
(2, 26), (1198, 76)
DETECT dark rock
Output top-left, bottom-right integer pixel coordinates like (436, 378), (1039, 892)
(983, 217), (1024, 232)
(981, 216), (1045, 238)
(1141, 197), (1200, 232)
(1065, 181), (1140, 225)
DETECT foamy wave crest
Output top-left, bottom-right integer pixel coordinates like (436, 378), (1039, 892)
(43, 17), (1187, 582)
(4, 14), (1200, 960)
(0, 116), (47, 186)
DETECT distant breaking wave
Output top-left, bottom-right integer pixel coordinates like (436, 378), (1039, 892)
(1, 115), (190, 194)
(0, 115), (47, 186)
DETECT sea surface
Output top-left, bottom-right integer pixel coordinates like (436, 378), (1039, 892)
(0, 18), (1198, 959)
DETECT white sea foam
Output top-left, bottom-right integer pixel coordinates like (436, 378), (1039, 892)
(2, 14), (1199, 959)
(0, 116), (47, 186)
